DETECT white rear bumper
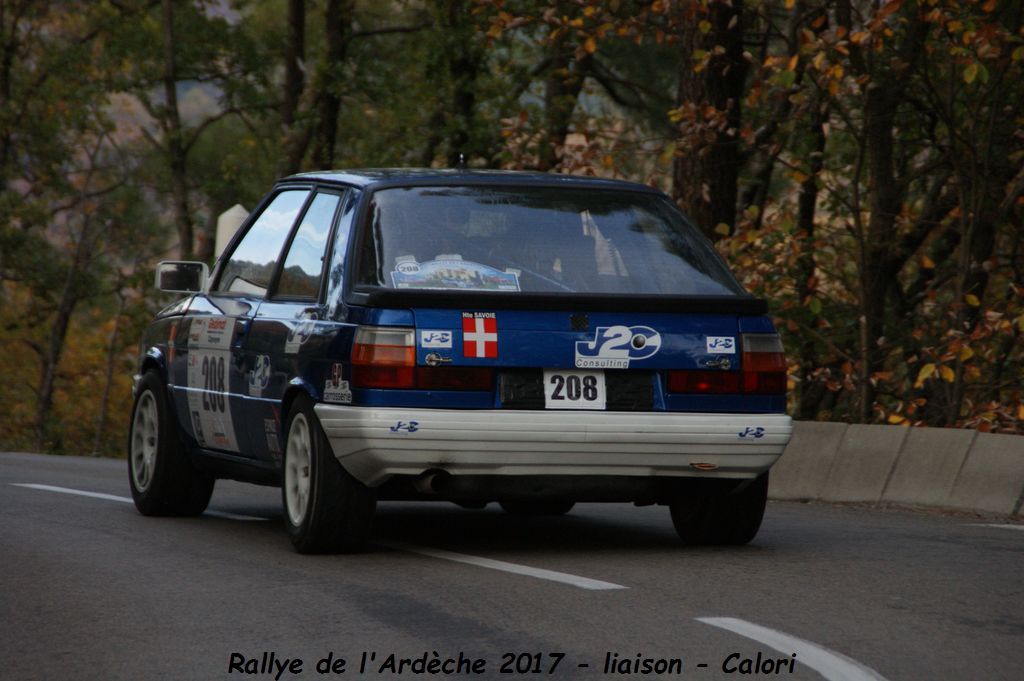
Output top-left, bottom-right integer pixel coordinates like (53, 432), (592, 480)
(313, 406), (792, 487)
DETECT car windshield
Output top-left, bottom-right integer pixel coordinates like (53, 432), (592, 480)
(356, 185), (746, 296)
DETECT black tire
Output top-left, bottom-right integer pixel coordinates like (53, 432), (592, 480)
(128, 369), (214, 516)
(282, 394), (376, 553)
(499, 500), (575, 516)
(669, 473), (768, 546)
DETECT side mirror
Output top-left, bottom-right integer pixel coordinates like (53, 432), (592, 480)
(155, 261), (209, 293)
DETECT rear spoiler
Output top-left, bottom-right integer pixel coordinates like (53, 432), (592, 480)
(349, 288), (768, 315)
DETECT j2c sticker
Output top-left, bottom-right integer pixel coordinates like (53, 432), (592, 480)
(575, 325), (662, 369)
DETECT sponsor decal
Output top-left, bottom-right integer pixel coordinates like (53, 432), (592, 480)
(389, 420), (419, 433)
(285, 318), (317, 354)
(574, 325), (661, 369)
(186, 316), (239, 451)
(264, 418), (281, 455)
(738, 426), (766, 439)
(323, 363), (352, 404)
(248, 354), (271, 397)
(419, 329), (453, 349)
(706, 336), (736, 354)
(461, 312), (498, 358)
(391, 259), (520, 291)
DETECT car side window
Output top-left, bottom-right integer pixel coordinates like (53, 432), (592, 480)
(275, 192), (342, 299)
(216, 189), (310, 295)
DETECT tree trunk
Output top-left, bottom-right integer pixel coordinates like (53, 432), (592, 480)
(310, 0), (352, 170)
(161, 0), (193, 259)
(796, 99), (828, 420)
(672, 0), (747, 239)
(93, 288), (126, 456)
(281, 0), (306, 130)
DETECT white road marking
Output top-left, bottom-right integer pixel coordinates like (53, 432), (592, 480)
(697, 617), (890, 681)
(9, 483), (266, 521)
(377, 539), (626, 591)
(965, 523), (1024, 532)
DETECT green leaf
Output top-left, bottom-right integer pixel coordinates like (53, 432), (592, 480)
(809, 297), (822, 315)
(963, 62), (978, 84)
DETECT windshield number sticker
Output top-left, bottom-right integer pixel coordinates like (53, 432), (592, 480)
(543, 370), (606, 410)
(575, 325), (661, 369)
(706, 336), (736, 354)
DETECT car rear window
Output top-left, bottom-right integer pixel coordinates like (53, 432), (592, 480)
(356, 185), (746, 296)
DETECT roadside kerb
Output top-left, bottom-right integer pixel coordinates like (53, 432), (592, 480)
(768, 421), (846, 501)
(819, 424), (908, 503)
(946, 432), (1024, 516)
(881, 427), (975, 508)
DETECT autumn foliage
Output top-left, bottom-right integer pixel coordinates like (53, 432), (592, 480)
(0, 0), (1021, 457)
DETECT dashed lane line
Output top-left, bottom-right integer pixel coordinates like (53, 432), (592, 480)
(697, 617), (891, 681)
(9, 483), (267, 521)
(377, 539), (627, 591)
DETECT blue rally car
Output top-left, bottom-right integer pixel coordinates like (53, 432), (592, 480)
(129, 170), (792, 552)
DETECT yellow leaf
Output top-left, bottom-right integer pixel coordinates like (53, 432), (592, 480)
(888, 414), (906, 425)
(914, 363), (936, 388)
(850, 31), (870, 44)
(792, 170), (809, 184)
(1018, 404), (1024, 421)
(965, 293), (980, 306)
(1013, 46), (1024, 62)
(584, 36), (597, 54)
(713, 223), (731, 236)
(699, 20), (712, 34)
(959, 345), (974, 361)
(921, 255), (935, 269)
(785, 0), (795, 8)
(947, 20), (963, 32)
(939, 365), (955, 382)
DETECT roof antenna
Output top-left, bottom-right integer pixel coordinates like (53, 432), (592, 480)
(455, 152), (467, 170)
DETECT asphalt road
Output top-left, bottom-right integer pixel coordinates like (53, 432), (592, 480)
(2, 451), (1022, 681)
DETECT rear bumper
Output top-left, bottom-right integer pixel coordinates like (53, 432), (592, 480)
(313, 405), (792, 487)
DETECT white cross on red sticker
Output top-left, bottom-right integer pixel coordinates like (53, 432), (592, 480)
(462, 312), (498, 358)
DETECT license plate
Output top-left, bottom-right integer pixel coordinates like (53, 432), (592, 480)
(543, 370), (606, 410)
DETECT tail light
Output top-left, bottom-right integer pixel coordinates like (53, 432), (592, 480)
(667, 333), (786, 395)
(350, 326), (493, 391)
(741, 333), (787, 394)
(351, 327), (415, 388)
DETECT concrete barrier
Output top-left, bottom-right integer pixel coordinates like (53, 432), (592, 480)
(819, 424), (908, 503)
(946, 432), (1024, 516)
(881, 427), (975, 507)
(770, 421), (1024, 517)
(769, 421), (846, 500)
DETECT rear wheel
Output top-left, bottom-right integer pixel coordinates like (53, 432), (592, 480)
(669, 473), (768, 546)
(282, 395), (376, 553)
(128, 370), (214, 516)
(499, 500), (575, 516)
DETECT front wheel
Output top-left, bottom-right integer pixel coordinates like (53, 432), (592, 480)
(128, 370), (214, 516)
(669, 473), (768, 546)
(282, 395), (376, 553)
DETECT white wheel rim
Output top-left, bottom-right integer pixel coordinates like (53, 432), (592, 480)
(130, 391), (158, 492)
(285, 413), (312, 526)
